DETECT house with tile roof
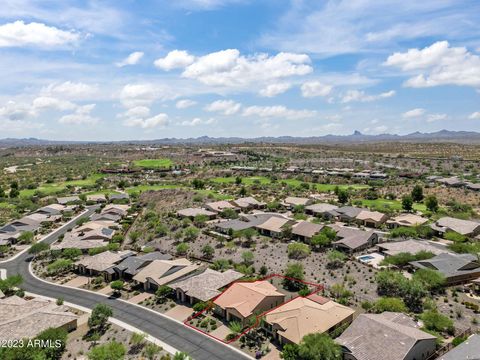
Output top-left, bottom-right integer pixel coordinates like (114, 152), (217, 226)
(133, 258), (200, 291)
(213, 280), (285, 325)
(291, 221), (324, 242)
(336, 312), (436, 360)
(0, 295), (78, 340)
(263, 294), (354, 345)
(410, 253), (480, 285)
(169, 268), (243, 304)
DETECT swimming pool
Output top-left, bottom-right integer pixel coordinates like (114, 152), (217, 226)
(358, 255), (375, 262)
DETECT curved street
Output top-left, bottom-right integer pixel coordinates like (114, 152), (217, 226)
(0, 207), (250, 360)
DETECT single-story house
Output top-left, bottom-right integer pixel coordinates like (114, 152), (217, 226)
(410, 253), (480, 286)
(86, 194), (107, 203)
(205, 201), (239, 213)
(331, 225), (378, 253)
(51, 237), (109, 252)
(1, 216), (41, 233)
(430, 217), (480, 237)
(176, 208), (217, 219)
(255, 216), (296, 238)
(108, 193), (130, 202)
(169, 268), (243, 304)
(215, 213), (285, 234)
(73, 220), (116, 241)
(101, 204), (130, 217)
(386, 214), (429, 228)
(377, 239), (448, 257)
(24, 212), (61, 224)
(232, 197), (266, 210)
(436, 176), (465, 187)
(263, 293), (354, 345)
(355, 210), (388, 228)
(35, 204), (67, 216)
(305, 203), (338, 217)
(0, 295), (78, 340)
(57, 196), (81, 205)
(105, 251), (172, 281)
(282, 197), (313, 209)
(213, 280), (285, 326)
(132, 258), (200, 291)
(336, 312), (437, 360)
(438, 334), (480, 360)
(74, 250), (134, 276)
(0, 232), (21, 245)
(291, 221), (324, 242)
(91, 212), (122, 222)
(332, 206), (364, 222)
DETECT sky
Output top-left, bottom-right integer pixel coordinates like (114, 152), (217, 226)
(0, 0), (479, 141)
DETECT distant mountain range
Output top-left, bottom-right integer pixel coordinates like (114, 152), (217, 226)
(1, 130), (480, 147)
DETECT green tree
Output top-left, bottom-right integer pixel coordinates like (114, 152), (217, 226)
(373, 297), (408, 313)
(326, 250), (347, 268)
(110, 280), (124, 295)
(0, 274), (22, 296)
(184, 226), (199, 241)
(47, 258), (73, 275)
(337, 189), (349, 204)
(421, 310), (454, 334)
(412, 268), (445, 291)
(402, 195), (413, 212)
(144, 343), (163, 360)
(62, 247), (82, 260)
(411, 185), (424, 202)
(36, 327), (68, 360)
(201, 244), (214, 259)
(176, 242), (189, 255)
(155, 285), (172, 303)
(29, 242), (49, 255)
(88, 341), (126, 360)
(425, 195), (439, 212)
(287, 242), (311, 259)
(235, 176), (242, 185)
(88, 304), (113, 332)
(282, 333), (342, 360)
(173, 352), (190, 360)
(241, 250), (254, 265)
(18, 231), (34, 244)
(283, 262), (305, 291)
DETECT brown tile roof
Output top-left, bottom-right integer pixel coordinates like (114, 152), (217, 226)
(0, 296), (78, 340)
(336, 312), (436, 360)
(214, 281), (285, 318)
(292, 221), (324, 238)
(265, 296), (354, 344)
(169, 269), (243, 302)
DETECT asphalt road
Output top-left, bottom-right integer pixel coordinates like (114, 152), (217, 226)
(0, 207), (249, 360)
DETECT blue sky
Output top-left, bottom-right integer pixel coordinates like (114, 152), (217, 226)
(0, 0), (479, 140)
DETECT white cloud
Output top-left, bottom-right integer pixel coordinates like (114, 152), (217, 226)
(119, 83), (175, 108)
(116, 51), (144, 67)
(204, 100), (241, 115)
(41, 81), (98, 100)
(469, 111), (480, 120)
(154, 50), (195, 71)
(0, 20), (79, 48)
(0, 118), (43, 132)
(181, 117), (216, 126)
(32, 96), (76, 111)
(124, 113), (169, 129)
(181, 49), (312, 87)
(0, 100), (35, 120)
(176, 99), (197, 109)
(58, 104), (98, 125)
(402, 108), (426, 118)
(341, 89), (395, 103)
(385, 41), (480, 88)
(123, 106), (151, 118)
(259, 83), (291, 97)
(426, 113), (448, 122)
(301, 81), (332, 97)
(242, 105), (316, 120)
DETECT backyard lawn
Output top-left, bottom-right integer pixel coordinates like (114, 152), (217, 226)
(211, 176), (369, 192)
(357, 198), (427, 212)
(19, 174), (105, 198)
(133, 158), (174, 169)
